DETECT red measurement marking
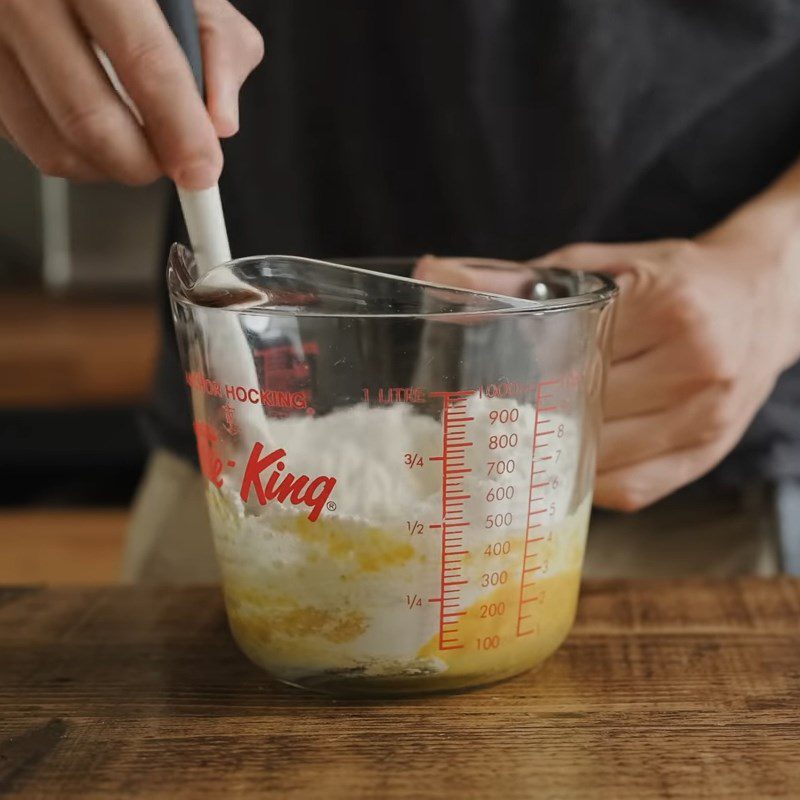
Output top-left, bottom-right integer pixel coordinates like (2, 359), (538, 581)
(520, 596), (541, 605)
(516, 379), (561, 637)
(427, 390), (475, 650)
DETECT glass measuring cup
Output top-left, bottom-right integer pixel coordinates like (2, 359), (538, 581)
(168, 246), (616, 695)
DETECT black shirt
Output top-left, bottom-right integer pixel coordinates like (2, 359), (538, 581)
(149, 0), (800, 486)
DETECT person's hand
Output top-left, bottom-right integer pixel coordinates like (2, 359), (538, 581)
(414, 216), (800, 511)
(0, 0), (264, 188)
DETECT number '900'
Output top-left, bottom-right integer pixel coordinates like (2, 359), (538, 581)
(489, 408), (519, 425)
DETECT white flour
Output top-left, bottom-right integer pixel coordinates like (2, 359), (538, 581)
(208, 399), (592, 681)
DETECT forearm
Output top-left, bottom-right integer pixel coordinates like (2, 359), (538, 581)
(710, 152), (800, 255)
(703, 153), (800, 368)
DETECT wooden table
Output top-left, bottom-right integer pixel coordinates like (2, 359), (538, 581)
(1, 580), (799, 799)
(0, 292), (157, 409)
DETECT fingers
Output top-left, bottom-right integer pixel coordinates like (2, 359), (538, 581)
(196, 0), (264, 138)
(595, 374), (774, 510)
(604, 336), (729, 419)
(414, 255), (534, 297)
(0, 0), (264, 186)
(3, 0), (159, 185)
(594, 430), (736, 511)
(530, 239), (679, 271)
(597, 384), (733, 471)
(594, 443), (715, 511)
(534, 244), (666, 361)
(0, 44), (105, 182)
(606, 272), (667, 361)
(74, 0), (223, 189)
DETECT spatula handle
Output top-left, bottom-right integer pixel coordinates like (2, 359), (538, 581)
(156, 0), (231, 271)
(156, 0), (205, 94)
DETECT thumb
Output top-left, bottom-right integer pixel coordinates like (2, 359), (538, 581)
(414, 255), (534, 298)
(530, 241), (652, 299)
(530, 241), (657, 274)
(197, 0), (265, 138)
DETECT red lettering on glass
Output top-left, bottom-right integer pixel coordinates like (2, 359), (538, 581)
(193, 421), (224, 488)
(239, 443), (336, 522)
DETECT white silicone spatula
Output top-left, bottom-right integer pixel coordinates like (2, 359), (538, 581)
(155, 0), (231, 275)
(93, 2), (268, 457)
(94, 0), (230, 275)
(153, 0), (269, 449)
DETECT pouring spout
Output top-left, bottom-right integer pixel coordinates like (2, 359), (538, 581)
(168, 242), (199, 294)
(168, 243), (267, 309)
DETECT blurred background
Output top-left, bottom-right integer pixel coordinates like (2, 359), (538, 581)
(0, 140), (169, 584)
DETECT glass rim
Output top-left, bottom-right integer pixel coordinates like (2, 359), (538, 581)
(168, 253), (619, 319)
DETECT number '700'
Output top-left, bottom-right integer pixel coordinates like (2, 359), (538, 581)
(487, 459), (515, 476)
